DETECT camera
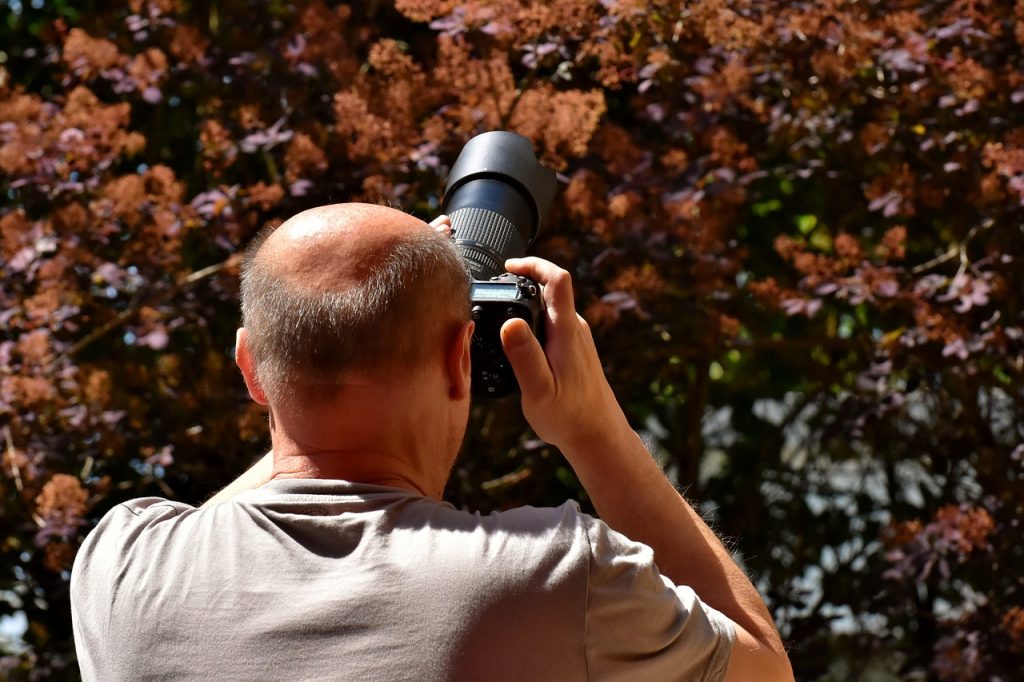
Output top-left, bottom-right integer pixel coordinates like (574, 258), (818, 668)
(442, 131), (557, 398)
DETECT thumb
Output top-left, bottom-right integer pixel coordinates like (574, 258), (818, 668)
(500, 318), (554, 400)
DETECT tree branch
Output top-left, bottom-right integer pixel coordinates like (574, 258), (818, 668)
(2, 425), (24, 493)
(727, 336), (866, 353)
(909, 219), (993, 276)
(46, 255), (239, 367)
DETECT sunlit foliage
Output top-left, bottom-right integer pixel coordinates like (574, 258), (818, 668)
(2, 0), (1023, 678)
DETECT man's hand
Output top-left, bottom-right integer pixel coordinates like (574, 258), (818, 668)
(500, 257), (631, 453)
(428, 214), (452, 235)
(499, 256), (793, 681)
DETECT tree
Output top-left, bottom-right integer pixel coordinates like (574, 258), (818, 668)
(2, 0), (1023, 678)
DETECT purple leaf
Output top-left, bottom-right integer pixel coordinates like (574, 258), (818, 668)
(781, 297), (821, 318)
(601, 291), (637, 311)
(881, 48), (923, 73)
(868, 191), (900, 213)
(137, 329), (169, 350)
(883, 197), (903, 218)
(229, 53), (257, 66)
(956, 99), (980, 116)
(430, 10), (468, 37)
(7, 246), (36, 273)
(816, 282), (839, 296)
(125, 14), (148, 31)
(0, 341), (14, 367)
(94, 262), (126, 288)
(61, 404), (88, 428)
(59, 127), (85, 145)
(145, 445), (175, 467)
(190, 188), (237, 219)
(942, 338), (969, 359)
(239, 117), (293, 153)
(284, 35), (306, 60)
(101, 410), (127, 426)
(289, 179), (314, 196)
(695, 57), (715, 75)
(934, 19), (970, 41)
(480, 20), (509, 35)
(875, 280), (899, 298)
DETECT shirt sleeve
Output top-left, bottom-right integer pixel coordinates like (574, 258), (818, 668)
(582, 515), (736, 682)
(71, 497), (196, 681)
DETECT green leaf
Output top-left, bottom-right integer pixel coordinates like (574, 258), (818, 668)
(752, 198), (783, 216)
(809, 227), (832, 252)
(838, 314), (855, 339)
(796, 214), (818, 234)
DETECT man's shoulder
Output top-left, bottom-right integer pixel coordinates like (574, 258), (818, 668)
(479, 501), (643, 558)
(382, 498), (598, 575)
(382, 495), (591, 542)
(73, 497), (196, 577)
(477, 498), (589, 530)
(83, 495), (196, 540)
(70, 497), (192, 614)
(110, 495), (196, 517)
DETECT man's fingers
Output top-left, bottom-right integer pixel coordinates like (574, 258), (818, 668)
(504, 257), (567, 290)
(500, 318), (554, 400)
(505, 257), (575, 323)
(429, 215), (451, 235)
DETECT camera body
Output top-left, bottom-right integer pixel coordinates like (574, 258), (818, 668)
(442, 132), (557, 398)
(468, 275), (542, 397)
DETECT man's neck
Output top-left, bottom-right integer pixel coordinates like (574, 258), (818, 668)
(263, 376), (456, 500)
(270, 445), (432, 497)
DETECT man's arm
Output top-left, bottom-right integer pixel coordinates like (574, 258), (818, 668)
(501, 257), (793, 682)
(201, 450), (274, 507)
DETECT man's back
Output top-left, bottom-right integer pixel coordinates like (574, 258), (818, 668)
(71, 479), (733, 681)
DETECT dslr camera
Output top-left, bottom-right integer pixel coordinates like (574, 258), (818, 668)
(442, 131), (557, 398)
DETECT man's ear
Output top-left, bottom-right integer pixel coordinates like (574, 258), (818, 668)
(446, 320), (474, 401)
(235, 328), (269, 406)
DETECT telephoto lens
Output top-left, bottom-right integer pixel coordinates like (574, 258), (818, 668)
(441, 131), (558, 398)
(443, 131), (557, 280)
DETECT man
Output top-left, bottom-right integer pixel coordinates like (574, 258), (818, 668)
(71, 203), (792, 681)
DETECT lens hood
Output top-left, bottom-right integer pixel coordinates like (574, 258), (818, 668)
(442, 131), (556, 244)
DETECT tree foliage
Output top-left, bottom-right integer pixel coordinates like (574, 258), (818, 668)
(2, 0), (1024, 679)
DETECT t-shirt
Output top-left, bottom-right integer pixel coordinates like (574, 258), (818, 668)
(71, 478), (735, 681)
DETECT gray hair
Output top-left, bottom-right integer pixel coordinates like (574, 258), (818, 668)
(239, 222), (470, 404)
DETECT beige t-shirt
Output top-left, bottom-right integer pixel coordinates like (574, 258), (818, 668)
(71, 479), (735, 681)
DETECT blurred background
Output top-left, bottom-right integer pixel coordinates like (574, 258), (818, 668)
(1, 0), (1023, 679)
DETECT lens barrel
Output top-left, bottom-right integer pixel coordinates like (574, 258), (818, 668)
(446, 179), (533, 280)
(442, 132), (556, 281)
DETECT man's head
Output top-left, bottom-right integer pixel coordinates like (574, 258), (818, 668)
(238, 203), (471, 405)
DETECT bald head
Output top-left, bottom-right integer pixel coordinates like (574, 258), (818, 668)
(257, 204), (432, 291)
(240, 203), (471, 403)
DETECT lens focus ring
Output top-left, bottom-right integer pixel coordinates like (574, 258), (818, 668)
(457, 244), (502, 281)
(451, 207), (527, 280)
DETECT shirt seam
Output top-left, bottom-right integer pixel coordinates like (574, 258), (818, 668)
(582, 514), (593, 682)
(697, 608), (736, 682)
(119, 501), (185, 517)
